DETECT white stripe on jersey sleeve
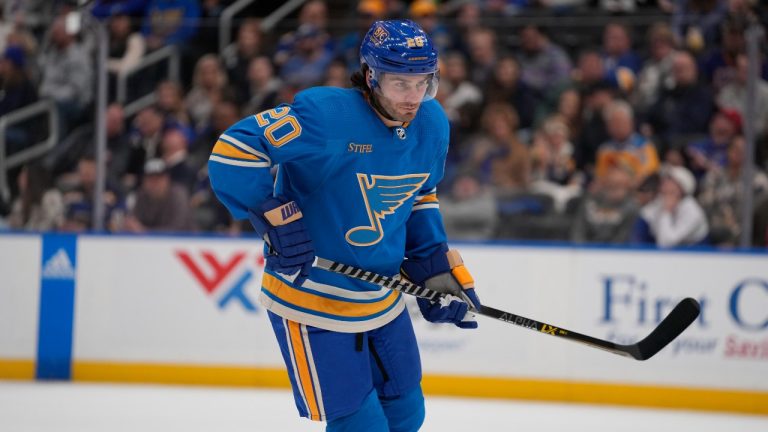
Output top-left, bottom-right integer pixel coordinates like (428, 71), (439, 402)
(219, 133), (272, 165)
(209, 155), (270, 168)
(412, 203), (440, 211)
(415, 187), (437, 200)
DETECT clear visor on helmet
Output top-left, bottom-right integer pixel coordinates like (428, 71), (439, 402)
(369, 66), (440, 102)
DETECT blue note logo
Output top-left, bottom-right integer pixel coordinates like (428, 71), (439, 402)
(346, 173), (429, 246)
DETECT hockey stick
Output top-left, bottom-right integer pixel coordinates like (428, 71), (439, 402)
(315, 257), (700, 361)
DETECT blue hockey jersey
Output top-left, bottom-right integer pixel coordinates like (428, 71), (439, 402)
(209, 87), (449, 332)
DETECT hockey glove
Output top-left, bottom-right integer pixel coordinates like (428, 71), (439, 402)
(248, 196), (315, 286)
(400, 244), (481, 329)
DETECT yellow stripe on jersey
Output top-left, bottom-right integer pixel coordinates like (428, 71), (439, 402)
(212, 140), (263, 161)
(416, 193), (438, 204)
(262, 274), (400, 319)
(287, 321), (322, 421)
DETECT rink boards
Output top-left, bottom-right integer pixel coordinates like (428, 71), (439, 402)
(1, 232), (766, 415)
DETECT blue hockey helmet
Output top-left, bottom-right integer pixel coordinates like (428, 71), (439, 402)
(360, 19), (439, 100)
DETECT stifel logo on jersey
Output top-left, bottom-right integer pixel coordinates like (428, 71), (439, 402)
(346, 173), (429, 246)
(176, 250), (264, 313)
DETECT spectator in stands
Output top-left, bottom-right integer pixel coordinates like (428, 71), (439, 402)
(322, 59), (350, 88)
(647, 50), (715, 152)
(189, 0), (227, 56)
(686, 108), (741, 180)
(632, 165), (709, 247)
(672, 0), (728, 54)
(517, 25), (573, 100)
(160, 127), (194, 189)
(439, 51), (482, 130)
(484, 55), (537, 130)
(0, 45), (36, 116)
(103, 103), (132, 181)
(575, 81), (613, 172)
(38, 15), (93, 134)
(447, 1), (481, 56)
(571, 49), (608, 92)
(60, 154), (125, 232)
(124, 158), (191, 232)
(633, 22), (677, 114)
(44, 102), (130, 178)
(595, 100), (660, 183)
(190, 100), (240, 172)
(91, 0), (150, 19)
(698, 135), (768, 246)
(700, 15), (764, 92)
(635, 171), (661, 208)
(240, 56), (280, 115)
(142, 0), (201, 51)
(0, 45), (37, 154)
(408, 0), (451, 54)
(466, 26), (498, 84)
(185, 54), (233, 132)
(440, 171), (498, 240)
(274, 0), (332, 67)
(6, 163), (64, 231)
(155, 80), (192, 127)
(601, 22), (641, 86)
(552, 88), (583, 143)
(717, 53), (768, 138)
(466, 102), (530, 191)
(278, 23), (335, 89)
(530, 117), (583, 204)
(337, 0), (386, 73)
(222, 18), (266, 97)
(124, 104), (167, 188)
(107, 12), (145, 79)
(106, 12), (145, 100)
(571, 164), (639, 244)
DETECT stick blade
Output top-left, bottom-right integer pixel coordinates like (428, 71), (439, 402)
(631, 298), (701, 360)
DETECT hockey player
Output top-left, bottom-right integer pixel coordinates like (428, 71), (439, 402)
(208, 19), (481, 431)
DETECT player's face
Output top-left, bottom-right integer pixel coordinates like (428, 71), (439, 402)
(376, 73), (431, 122)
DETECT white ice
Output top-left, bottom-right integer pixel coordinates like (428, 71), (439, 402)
(1, 381), (767, 432)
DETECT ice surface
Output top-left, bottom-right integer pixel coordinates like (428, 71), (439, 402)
(1, 381), (766, 432)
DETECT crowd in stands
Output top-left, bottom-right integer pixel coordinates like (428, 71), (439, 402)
(1, 0), (768, 249)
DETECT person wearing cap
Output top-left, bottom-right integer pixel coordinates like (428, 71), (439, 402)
(123, 158), (191, 233)
(209, 20), (481, 431)
(632, 165), (709, 248)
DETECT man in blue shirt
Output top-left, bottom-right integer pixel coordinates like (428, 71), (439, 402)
(209, 20), (481, 431)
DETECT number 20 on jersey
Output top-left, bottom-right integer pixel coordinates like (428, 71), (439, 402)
(255, 107), (302, 147)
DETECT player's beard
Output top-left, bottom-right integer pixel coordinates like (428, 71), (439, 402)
(375, 92), (420, 123)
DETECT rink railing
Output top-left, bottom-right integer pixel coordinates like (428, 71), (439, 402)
(0, 232), (766, 416)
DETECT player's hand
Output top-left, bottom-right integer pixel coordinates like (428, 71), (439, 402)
(248, 196), (314, 286)
(400, 244), (481, 329)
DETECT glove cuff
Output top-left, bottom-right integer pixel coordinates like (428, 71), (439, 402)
(445, 249), (474, 290)
(248, 196), (303, 238)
